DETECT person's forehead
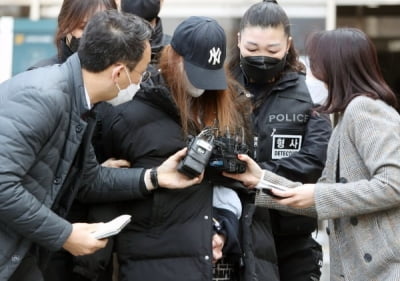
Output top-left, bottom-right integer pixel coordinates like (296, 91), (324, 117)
(241, 25), (287, 44)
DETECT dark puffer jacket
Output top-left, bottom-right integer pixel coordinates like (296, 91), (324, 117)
(0, 54), (147, 280)
(94, 83), (247, 281)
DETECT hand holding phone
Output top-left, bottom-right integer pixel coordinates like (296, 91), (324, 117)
(255, 179), (290, 198)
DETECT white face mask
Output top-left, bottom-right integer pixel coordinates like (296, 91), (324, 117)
(107, 67), (140, 106)
(186, 77), (205, 98)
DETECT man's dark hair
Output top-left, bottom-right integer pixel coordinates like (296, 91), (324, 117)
(78, 10), (152, 72)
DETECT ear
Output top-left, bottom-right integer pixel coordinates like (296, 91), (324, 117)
(111, 64), (124, 83)
(287, 36), (293, 53)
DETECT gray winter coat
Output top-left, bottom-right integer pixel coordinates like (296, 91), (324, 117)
(255, 96), (400, 281)
(0, 54), (147, 280)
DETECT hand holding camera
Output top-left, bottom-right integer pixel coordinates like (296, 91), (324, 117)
(177, 128), (215, 178)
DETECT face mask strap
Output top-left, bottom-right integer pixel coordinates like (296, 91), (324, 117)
(123, 66), (133, 85)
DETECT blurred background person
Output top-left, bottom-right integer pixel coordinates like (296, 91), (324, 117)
(29, 0), (117, 69)
(91, 0), (170, 162)
(120, 0), (170, 65)
(226, 1), (332, 280)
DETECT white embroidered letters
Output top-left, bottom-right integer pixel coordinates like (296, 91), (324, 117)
(208, 47), (221, 65)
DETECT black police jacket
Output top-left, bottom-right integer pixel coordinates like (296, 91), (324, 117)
(225, 70), (330, 281)
(252, 72), (330, 184)
(249, 71), (331, 236)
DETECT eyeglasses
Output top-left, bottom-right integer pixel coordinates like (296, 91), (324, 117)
(133, 69), (151, 83)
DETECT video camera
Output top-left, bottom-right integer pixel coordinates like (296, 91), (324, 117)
(177, 127), (249, 178)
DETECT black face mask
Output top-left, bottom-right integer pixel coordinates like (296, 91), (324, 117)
(240, 55), (286, 84)
(68, 36), (80, 53)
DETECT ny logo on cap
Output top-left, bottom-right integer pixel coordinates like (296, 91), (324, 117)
(208, 47), (222, 65)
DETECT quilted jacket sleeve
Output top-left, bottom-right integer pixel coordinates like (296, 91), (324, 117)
(0, 78), (72, 251)
(77, 143), (148, 202)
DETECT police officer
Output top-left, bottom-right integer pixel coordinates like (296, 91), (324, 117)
(227, 1), (331, 280)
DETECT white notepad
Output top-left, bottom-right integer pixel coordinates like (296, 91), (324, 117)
(255, 179), (290, 198)
(255, 179), (289, 192)
(91, 214), (132, 239)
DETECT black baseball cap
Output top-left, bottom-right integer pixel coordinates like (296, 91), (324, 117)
(171, 16), (227, 90)
(121, 0), (161, 21)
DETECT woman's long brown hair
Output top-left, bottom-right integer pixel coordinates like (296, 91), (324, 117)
(307, 28), (397, 113)
(159, 45), (251, 137)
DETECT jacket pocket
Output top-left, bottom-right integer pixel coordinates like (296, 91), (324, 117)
(148, 185), (209, 236)
(376, 210), (400, 260)
(0, 225), (20, 266)
(149, 190), (164, 234)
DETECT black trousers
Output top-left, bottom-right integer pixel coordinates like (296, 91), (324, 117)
(275, 235), (323, 281)
(9, 254), (44, 281)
